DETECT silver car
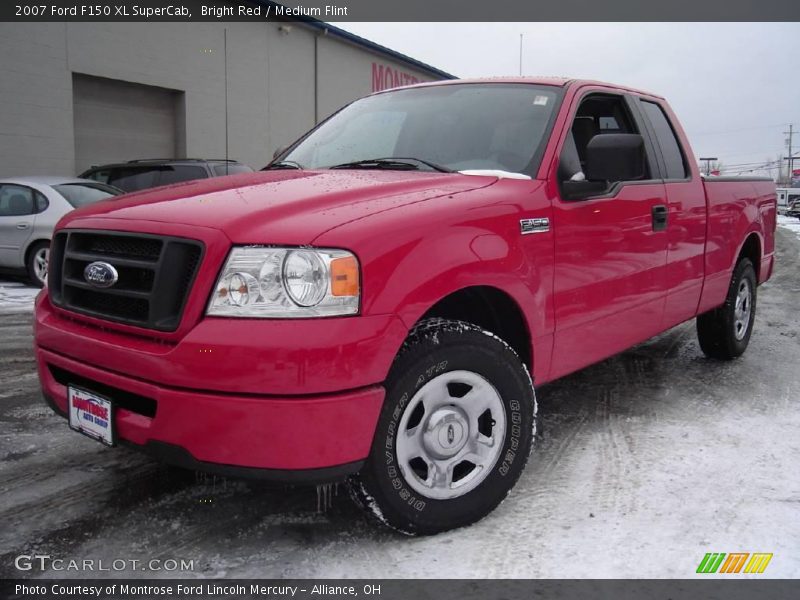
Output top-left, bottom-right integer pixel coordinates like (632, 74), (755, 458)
(0, 177), (123, 286)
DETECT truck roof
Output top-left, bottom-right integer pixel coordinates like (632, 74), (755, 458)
(386, 76), (665, 100)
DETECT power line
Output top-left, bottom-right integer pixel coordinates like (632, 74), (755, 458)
(691, 122), (792, 137)
(703, 147), (791, 160)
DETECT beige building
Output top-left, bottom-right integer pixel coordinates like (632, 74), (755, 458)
(0, 21), (452, 177)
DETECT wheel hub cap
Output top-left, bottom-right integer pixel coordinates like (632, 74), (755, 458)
(423, 407), (468, 459)
(733, 279), (752, 341)
(395, 370), (507, 500)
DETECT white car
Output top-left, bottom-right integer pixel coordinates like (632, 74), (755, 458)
(0, 177), (122, 286)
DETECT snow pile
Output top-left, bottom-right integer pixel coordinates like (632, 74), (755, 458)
(0, 280), (40, 314)
(777, 214), (800, 240)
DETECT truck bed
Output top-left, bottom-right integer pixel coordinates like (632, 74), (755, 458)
(698, 177), (776, 314)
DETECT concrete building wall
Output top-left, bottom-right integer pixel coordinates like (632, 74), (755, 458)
(0, 21), (446, 179)
(65, 22), (271, 172)
(0, 24), (74, 177)
(265, 23), (317, 156)
(72, 74), (181, 173)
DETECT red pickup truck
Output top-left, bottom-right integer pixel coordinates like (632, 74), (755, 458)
(35, 78), (776, 534)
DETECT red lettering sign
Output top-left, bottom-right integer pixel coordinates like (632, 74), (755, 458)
(73, 396), (109, 420)
(372, 62), (421, 92)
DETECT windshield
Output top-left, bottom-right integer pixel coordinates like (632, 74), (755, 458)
(283, 83), (561, 175)
(53, 183), (122, 208)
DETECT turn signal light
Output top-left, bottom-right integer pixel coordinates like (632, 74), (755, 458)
(330, 256), (359, 297)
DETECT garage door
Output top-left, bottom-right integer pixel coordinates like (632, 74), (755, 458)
(73, 74), (181, 174)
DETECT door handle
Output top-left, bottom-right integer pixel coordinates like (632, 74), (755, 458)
(651, 205), (668, 231)
(16, 223), (31, 230)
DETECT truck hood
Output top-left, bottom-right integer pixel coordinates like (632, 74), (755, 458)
(62, 170), (497, 244)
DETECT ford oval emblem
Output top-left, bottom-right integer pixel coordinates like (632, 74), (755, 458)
(83, 261), (118, 288)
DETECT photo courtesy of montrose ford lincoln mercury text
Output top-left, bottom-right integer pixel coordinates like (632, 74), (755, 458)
(34, 78), (776, 535)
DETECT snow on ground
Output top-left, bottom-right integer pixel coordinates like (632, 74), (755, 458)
(0, 228), (799, 579)
(777, 213), (800, 240)
(0, 279), (40, 314)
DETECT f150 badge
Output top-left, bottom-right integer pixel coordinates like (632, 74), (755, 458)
(520, 217), (550, 235)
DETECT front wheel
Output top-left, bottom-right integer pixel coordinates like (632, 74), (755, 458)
(696, 258), (757, 360)
(349, 319), (536, 535)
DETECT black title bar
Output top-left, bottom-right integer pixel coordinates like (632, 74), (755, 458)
(2, 579), (799, 600)
(2, 0), (799, 22)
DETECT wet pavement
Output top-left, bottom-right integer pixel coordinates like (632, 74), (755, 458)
(1, 225), (798, 579)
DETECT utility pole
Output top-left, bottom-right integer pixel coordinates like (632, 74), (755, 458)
(699, 157), (717, 176)
(519, 33), (523, 76)
(785, 124), (794, 185)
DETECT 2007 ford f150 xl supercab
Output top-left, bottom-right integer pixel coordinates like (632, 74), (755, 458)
(35, 78), (776, 534)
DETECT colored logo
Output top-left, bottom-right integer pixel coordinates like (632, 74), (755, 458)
(696, 552), (773, 574)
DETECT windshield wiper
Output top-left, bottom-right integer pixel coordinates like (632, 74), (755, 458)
(263, 160), (304, 170)
(328, 157), (453, 173)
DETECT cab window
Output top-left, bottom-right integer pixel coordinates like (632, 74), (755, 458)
(640, 100), (688, 180)
(558, 94), (650, 199)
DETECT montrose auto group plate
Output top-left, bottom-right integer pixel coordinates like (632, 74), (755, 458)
(68, 386), (114, 446)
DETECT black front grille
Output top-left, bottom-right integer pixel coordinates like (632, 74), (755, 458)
(49, 231), (203, 332)
(71, 233), (163, 261)
(48, 364), (157, 418)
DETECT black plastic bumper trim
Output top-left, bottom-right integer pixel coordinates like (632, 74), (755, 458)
(143, 441), (365, 484)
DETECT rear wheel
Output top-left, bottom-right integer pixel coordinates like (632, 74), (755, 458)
(349, 318), (536, 535)
(696, 258), (757, 360)
(26, 241), (50, 288)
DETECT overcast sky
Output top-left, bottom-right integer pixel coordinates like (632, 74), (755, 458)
(339, 23), (800, 178)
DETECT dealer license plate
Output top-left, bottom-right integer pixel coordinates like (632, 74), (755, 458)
(68, 386), (114, 446)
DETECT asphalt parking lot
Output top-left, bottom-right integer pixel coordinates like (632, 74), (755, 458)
(0, 222), (798, 579)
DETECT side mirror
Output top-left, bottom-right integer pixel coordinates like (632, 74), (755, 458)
(584, 133), (646, 183)
(273, 145), (288, 160)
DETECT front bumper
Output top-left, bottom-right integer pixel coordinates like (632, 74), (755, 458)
(38, 346), (384, 481)
(35, 215), (412, 480)
(36, 293), (408, 396)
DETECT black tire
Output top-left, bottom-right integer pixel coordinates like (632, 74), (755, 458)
(26, 240), (50, 288)
(696, 258), (757, 360)
(348, 318), (536, 535)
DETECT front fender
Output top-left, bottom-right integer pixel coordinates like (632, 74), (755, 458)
(313, 179), (554, 378)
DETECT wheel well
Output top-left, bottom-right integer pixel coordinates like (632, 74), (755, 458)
(24, 239), (49, 265)
(738, 233), (761, 281)
(418, 286), (532, 370)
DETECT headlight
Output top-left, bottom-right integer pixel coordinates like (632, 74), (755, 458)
(207, 247), (360, 317)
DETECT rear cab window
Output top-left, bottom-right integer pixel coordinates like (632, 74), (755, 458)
(639, 100), (689, 180)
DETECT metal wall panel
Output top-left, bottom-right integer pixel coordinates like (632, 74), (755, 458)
(72, 74), (179, 173)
